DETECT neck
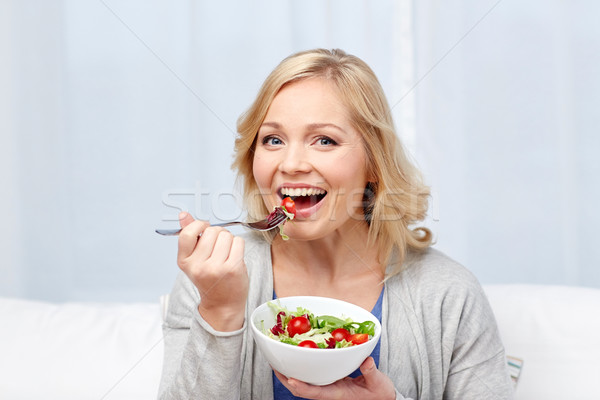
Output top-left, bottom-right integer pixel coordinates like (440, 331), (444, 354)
(271, 222), (383, 282)
(270, 222), (385, 309)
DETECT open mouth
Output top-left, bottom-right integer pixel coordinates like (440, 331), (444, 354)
(279, 187), (327, 210)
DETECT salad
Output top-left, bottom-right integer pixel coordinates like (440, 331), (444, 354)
(262, 300), (376, 349)
(270, 197), (296, 240)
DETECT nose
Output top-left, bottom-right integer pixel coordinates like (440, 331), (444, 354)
(277, 143), (311, 175)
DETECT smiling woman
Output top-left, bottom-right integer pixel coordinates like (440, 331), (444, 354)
(235, 49), (432, 272)
(159, 49), (514, 400)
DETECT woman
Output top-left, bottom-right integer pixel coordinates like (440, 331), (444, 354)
(158, 49), (514, 399)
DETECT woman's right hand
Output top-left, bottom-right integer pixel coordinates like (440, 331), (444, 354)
(177, 211), (248, 332)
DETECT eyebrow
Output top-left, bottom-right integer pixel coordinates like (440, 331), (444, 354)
(259, 122), (281, 129)
(259, 122), (346, 133)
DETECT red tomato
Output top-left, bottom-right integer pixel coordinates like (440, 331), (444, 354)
(281, 197), (296, 217)
(331, 328), (350, 342)
(298, 340), (318, 348)
(347, 333), (369, 345)
(287, 316), (311, 337)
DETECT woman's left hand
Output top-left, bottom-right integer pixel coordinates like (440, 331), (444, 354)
(273, 357), (396, 400)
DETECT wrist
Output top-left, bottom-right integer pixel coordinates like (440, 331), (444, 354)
(197, 301), (245, 332)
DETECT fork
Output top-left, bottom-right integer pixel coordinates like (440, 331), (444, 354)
(155, 208), (288, 236)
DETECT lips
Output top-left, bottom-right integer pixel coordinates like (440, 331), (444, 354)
(278, 185), (327, 217)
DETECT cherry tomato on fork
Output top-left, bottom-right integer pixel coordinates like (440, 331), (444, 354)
(281, 197), (297, 217)
(287, 316), (311, 337)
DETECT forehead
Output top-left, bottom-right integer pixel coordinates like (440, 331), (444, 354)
(265, 77), (351, 123)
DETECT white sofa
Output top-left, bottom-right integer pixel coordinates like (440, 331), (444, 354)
(1, 284), (599, 399)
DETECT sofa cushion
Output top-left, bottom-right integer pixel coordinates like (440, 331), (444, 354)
(484, 284), (600, 400)
(0, 297), (163, 399)
(2, 284), (599, 399)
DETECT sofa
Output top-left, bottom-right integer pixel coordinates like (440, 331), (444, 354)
(1, 284), (599, 399)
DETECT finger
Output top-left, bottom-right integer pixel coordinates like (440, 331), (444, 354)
(178, 211), (195, 228)
(209, 230), (235, 265)
(272, 370), (322, 399)
(287, 377), (348, 400)
(359, 356), (376, 375)
(272, 370), (298, 394)
(273, 370), (288, 385)
(177, 220), (209, 263)
(194, 226), (227, 261)
(359, 357), (395, 397)
(226, 236), (245, 265)
(359, 357), (378, 387)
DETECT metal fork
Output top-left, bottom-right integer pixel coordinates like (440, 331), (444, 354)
(155, 208), (288, 236)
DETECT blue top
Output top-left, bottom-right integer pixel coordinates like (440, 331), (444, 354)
(272, 289), (384, 399)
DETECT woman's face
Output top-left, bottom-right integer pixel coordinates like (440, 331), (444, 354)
(253, 77), (371, 240)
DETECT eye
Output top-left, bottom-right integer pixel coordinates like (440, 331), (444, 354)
(262, 135), (284, 146)
(315, 136), (338, 146)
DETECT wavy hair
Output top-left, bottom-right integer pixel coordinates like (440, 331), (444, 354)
(232, 48), (432, 276)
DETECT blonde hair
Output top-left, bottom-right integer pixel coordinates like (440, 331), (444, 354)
(233, 48), (432, 276)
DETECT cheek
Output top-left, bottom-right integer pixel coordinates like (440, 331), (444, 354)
(252, 153), (273, 190)
(326, 155), (369, 188)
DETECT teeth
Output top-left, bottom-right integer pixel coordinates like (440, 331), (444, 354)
(281, 187), (325, 197)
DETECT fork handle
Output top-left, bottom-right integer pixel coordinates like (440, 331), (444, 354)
(155, 221), (239, 236)
(155, 228), (183, 236)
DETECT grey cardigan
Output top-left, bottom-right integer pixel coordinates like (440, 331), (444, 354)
(158, 233), (514, 399)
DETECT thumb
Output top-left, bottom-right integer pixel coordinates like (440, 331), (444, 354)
(360, 357), (382, 385)
(359, 357), (396, 399)
(178, 211), (195, 229)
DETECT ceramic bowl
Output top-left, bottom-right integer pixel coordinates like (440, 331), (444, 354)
(250, 295), (381, 386)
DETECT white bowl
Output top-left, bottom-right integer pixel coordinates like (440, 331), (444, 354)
(250, 296), (381, 386)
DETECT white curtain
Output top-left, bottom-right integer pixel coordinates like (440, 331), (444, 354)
(412, 0), (600, 287)
(0, 0), (413, 301)
(1, 0), (598, 302)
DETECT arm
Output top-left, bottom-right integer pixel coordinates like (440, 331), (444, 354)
(158, 212), (249, 399)
(383, 249), (514, 399)
(158, 287), (246, 399)
(445, 350), (514, 399)
(440, 276), (515, 399)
